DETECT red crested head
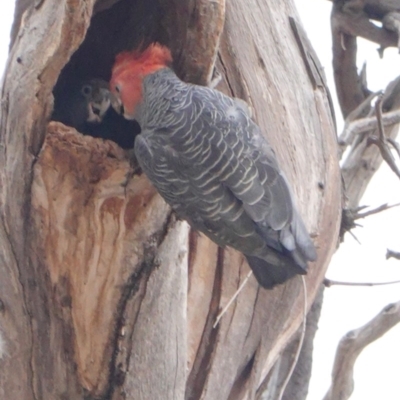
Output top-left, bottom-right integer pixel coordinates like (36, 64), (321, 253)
(110, 43), (173, 119)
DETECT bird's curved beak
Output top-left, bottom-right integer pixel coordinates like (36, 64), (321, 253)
(110, 92), (137, 120)
(110, 93), (123, 115)
(87, 94), (111, 123)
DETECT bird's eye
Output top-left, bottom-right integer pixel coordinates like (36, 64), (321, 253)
(115, 85), (121, 94)
(81, 85), (92, 97)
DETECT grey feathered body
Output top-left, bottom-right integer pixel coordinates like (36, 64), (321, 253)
(134, 68), (316, 288)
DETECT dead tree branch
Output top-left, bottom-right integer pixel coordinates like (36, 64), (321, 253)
(367, 95), (400, 179)
(387, 137), (400, 158)
(333, 2), (400, 206)
(339, 109), (400, 157)
(383, 12), (400, 52)
(324, 278), (400, 287)
(357, 202), (400, 218)
(323, 300), (400, 400)
(341, 87), (400, 208)
(340, 202), (400, 240)
(331, 3), (397, 118)
(386, 249), (400, 260)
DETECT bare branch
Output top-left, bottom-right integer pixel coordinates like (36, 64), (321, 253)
(345, 91), (380, 125)
(340, 203), (400, 240)
(366, 96), (400, 180)
(376, 95), (386, 141)
(331, 12), (364, 118)
(339, 108), (400, 158)
(341, 95), (400, 209)
(383, 12), (400, 52)
(323, 300), (400, 400)
(331, 3), (398, 117)
(387, 137), (400, 159)
(324, 278), (400, 287)
(386, 249), (400, 261)
(356, 202), (400, 219)
(347, 229), (362, 244)
(335, 8), (397, 49)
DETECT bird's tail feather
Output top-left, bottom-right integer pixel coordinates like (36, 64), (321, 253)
(245, 255), (306, 289)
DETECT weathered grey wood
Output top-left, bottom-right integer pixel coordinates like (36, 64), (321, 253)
(120, 220), (189, 400)
(166, 0), (226, 85)
(0, 0), (340, 398)
(331, 0), (398, 117)
(341, 80), (400, 210)
(323, 300), (400, 400)
(1, 1), (96, 398)
(0, 221), (33, 399)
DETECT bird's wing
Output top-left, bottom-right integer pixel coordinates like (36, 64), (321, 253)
(135, 83), (315, 263)
(135, 128), (268, 256)
(183, 87), (294, 232)
(187, 86), (315, 262)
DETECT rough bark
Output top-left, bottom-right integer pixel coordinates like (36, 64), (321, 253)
(260, 286), (324, 400)
(0, 0), (340, 399)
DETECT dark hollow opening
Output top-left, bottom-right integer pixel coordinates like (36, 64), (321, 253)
(51, 0), (180, 149)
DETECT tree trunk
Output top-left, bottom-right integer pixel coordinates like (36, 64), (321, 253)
(0, 0), (340, 399)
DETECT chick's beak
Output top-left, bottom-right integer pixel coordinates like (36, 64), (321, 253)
(110, 92), (123, 115)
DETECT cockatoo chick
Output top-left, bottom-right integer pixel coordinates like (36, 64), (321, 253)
(53, 78), (113, 129)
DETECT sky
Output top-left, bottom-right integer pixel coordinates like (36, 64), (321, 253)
(1, 1), (400, 399)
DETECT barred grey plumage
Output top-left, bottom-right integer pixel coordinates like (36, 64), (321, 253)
(133, 68), (317, 288)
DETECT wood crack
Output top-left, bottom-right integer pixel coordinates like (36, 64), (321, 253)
(218, 53), (235, 97)
(185, 246), (224, 400)
(106, 210), (174, 398)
